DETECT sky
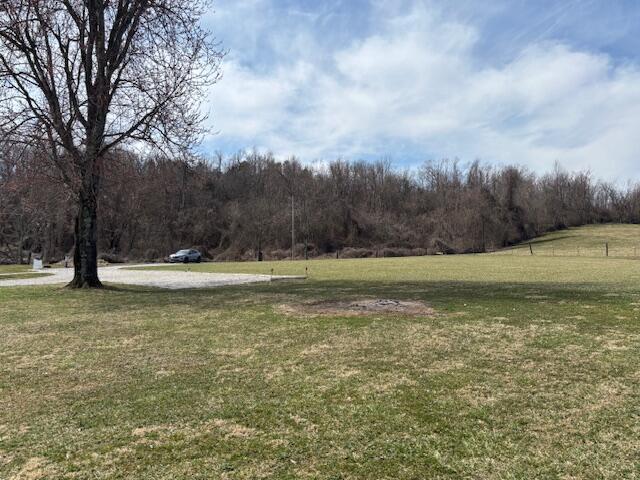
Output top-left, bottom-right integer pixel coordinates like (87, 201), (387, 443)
(199, 0), (640, 180)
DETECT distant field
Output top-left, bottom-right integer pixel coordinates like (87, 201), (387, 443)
(135, 251), (640, 288)
(2, 225), (640, 479)
(496, 223), (640, 257)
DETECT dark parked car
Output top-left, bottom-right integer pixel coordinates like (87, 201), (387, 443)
(168, 249), (202, 263)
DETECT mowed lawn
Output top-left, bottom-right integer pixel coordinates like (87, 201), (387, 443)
(0, 265), (32, 274)
(2, 249), (640, 477)
(496, 223), (640, 257)
(0, 265), (53, 282)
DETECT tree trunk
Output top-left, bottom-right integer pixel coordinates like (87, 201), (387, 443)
(16, 214), (24, 264)
(68, 188), (102, 288)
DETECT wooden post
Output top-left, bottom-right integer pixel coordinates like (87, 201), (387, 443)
(605, 242), (609, 257)
(529, 243), (533, 256)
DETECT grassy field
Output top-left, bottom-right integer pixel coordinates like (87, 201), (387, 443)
(0, 265), (52, 282)
(0, 273), (53, 282)
(0, 264), (31, 274)
(2, 228), (640, 478)
(496, 223), (640, 257)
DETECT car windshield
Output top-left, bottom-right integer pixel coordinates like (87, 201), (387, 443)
(176, 250), (190, 255)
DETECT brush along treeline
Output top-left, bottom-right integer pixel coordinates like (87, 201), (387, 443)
(1, 149), (636, 263)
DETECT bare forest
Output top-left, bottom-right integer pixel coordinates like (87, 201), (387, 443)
(1, 147), (638, 264)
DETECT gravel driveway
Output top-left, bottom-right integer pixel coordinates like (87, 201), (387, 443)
(0, 264), (302, 289)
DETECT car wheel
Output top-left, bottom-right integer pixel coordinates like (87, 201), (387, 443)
(183, 257), (189, 264)
(196, 256), (201, 263)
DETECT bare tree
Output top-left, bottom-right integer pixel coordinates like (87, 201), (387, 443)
(0, 0), (223, 287)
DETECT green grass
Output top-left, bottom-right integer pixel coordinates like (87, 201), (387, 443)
(0, 272), (53, 281)
(0, 264), (31, 274)
(2, 228), (640, 478)
(496, 223), (640, 257)
(135, 253), (640, 288)
(0, 265), (52, 281)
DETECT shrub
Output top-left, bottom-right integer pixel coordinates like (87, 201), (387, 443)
(98, 252), (126, 263)
(340, 247), (375, 259)
(143, 248), (160, 262)
(240, 250), (264, 261)
(430, 239), (456, 255)
(381, 247), (413, 258)
(214, 249), (241, 262)
(267, 249), (290, 260)
(293, 243), (318, 258)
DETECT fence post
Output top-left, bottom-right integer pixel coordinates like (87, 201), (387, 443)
(529, 243), (533, 256)
(605, 242), (609, 257)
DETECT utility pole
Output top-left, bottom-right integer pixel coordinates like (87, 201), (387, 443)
(291, 194), (295, 260)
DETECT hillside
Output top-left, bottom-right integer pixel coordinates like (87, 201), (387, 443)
(497, 224), (640, 257)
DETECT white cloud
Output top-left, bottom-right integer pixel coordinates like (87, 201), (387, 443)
(205, 2), (640, 180)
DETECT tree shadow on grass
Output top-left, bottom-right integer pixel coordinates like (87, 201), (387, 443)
(73, 279), (637, 326)
(512, 235), (576, 247)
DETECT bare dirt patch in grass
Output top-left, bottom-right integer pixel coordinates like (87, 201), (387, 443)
(279, 298), (436, 317)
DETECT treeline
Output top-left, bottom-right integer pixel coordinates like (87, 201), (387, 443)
(1, 148), (640, 264)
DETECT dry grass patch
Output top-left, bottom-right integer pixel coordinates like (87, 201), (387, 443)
(10, 457), (57, 480)
(210, 419), (257, 438)
(359, 372), (419, 395)
(131, 419), (258, 441)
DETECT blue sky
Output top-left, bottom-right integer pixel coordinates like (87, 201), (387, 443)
(200, 0), (640, 180)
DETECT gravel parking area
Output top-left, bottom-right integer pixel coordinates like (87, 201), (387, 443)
(0, 264), (302, 289)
